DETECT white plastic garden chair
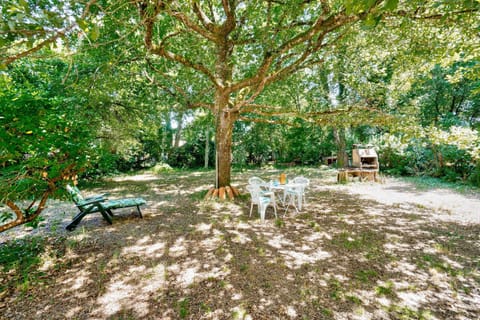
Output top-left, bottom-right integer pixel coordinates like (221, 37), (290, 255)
(283, 184), (303, 215)
(249, 176), (278, 212)
(246, 184), (277, 222)
(292, 176), (310, 207)
(248, 176), (268, 187)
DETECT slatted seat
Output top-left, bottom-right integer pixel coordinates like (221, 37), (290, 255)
(66, 185), (146, 231)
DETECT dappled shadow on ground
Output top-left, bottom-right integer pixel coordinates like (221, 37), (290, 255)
(1, 168), (479, 319)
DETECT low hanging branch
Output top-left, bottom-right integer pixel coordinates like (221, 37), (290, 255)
(0, 164), (77, 233)
(238, 116), (295, 126)
(0, 0), (98, 67)
(1, 31), (66, 66)
(239, 104), (393, 127)
(1, 193), (50, 233)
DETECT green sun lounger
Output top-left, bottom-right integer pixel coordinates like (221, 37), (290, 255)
(66, 185), (146, 231)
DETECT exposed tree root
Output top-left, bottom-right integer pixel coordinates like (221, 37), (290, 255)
(204, 186), (240, 200)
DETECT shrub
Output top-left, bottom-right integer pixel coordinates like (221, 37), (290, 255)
(152, 163), (174, 174)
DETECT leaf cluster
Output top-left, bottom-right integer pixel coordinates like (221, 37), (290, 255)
(0, 59), (93, 202)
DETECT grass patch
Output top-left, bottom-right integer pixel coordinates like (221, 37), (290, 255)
(297, 213), (314, 220)
(346, 294), (363, 305)
(328, 278), (344, 300)
(178, 298), (190, 319)
(387, 305), (433, 320)
(319, 306), (334, 318)
(274, 218), (285, 228)
(151, 163), (174, 174)
(189, 190), (209, 201)
(331, 231), (384, 259)
(0, 236), (47, 294)
(417, 254), (461, 277)
(402, 176), (479, 194)
(354, 269), (378, 284)
(239, 263), (249, 272)
(375, 281), (395, 297)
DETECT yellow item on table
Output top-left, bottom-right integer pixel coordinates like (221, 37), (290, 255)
(280, 173), (286, 184)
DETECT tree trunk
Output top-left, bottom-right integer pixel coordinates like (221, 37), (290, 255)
(334, 127), (348, 168)
(204, 129), (209, 169)
(212, 36), (235, 190)
(173, 111), (184, 148)
(161, 113), (173, 161)
(215, 109), (237, 188)
(432, 144), (444, 175)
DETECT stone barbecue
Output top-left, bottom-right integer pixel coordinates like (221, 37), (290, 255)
(352, 144), (379, 170)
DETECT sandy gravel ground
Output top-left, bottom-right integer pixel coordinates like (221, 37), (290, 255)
(2, 172), (478, 243)
(324, 177), (480, 225)
(1, 169), (479, 320)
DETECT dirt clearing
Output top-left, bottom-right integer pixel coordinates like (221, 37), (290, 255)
(1, 168), (479, 319)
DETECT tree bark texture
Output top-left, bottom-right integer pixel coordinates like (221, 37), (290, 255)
(204, 129), (209, 169)
(215, 95), (237, 188)
(173, 111), (184, 148)
(334, 127), (349, 168)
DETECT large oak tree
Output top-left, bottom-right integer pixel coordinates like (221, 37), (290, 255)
(133, 0), (380, 189)
(2, 0), (478, 191)
(129, 0), (478, 190)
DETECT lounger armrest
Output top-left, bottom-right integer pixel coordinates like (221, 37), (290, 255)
(84, 193), (109, 202)
(77, 197), (106, 207)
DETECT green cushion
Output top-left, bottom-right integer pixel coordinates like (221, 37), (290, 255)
(103, 198), (146, 210)
(67, 184), (146, 210)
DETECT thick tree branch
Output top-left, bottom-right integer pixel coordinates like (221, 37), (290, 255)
(193, 2), (216, 32)
(148, 47), (219, 87)
(1, 164), (77, 232)
(239, 104), (389, 127)
(242, 103), (294, 114)
(170, 10), (218, 42)
(0, 190), (50, 233)
(390, 8), (479, 20)
(0, 29), (47, 36)
(140, 3), (219, 87)
(238, 116), (295, 126)
(228, 11), (356, 96)
(206, 0), (217, 23)
(305, 105), (382, 117)
(1, 31), (66, 66)
(221, 0), (236, 35)
(145, 59), (215, 108)
(266, 14), (357, 83)
(244, 109), (297, 117)
(1, 0), (97, 66)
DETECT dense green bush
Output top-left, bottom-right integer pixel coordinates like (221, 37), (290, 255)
(0, 60), (93, 202)
(376, 128), (479, 186)
(167, 139), (214, 168)
(468, 164), (480, 187)
(82, 150), (122, 178)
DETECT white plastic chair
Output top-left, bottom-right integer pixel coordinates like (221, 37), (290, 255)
(284, 184), (303, 215)
(246, 184), (277, 222)
(248, 176), (267, 187)
(248, 177), (278, 209)
(292, 176), (310, 206)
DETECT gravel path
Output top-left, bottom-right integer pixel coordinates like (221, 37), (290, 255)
(324, 177), (480, 225)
